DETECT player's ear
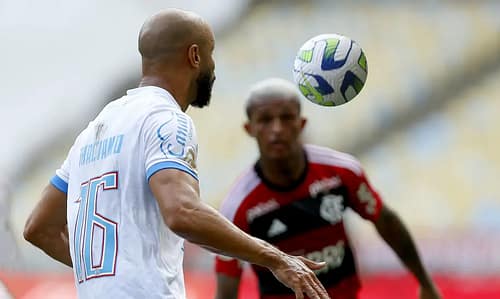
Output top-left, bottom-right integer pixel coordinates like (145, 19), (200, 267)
(187, 44), (200, 68)
(300, 117), (307, 130)
(244, 122), (254, 137)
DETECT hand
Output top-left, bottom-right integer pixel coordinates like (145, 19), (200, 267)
(419, 285), (442, 299)
(270, 254), (330, 299)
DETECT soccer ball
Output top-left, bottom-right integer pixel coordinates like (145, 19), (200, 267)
(293, 33), (368, 107)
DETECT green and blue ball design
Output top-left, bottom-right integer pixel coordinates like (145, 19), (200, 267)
(293, 34), (368, 107)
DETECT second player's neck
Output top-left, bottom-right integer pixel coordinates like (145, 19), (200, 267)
(259, 149), (306, 188)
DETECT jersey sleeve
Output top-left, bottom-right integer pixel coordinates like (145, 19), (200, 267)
(50, 148), (73, 193)
(214, 188), (248, 278)
(343, 158), (383, 222)
(143, 109), (199, 181)
(214, 254), (244, 278)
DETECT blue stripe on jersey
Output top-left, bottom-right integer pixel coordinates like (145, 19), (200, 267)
(50, 175), (68, 193)
(146, 161), (198, 181)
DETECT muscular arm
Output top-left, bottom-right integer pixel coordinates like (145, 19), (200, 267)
(215, 274), (241, 299)
(150, 169), (329, 299)
(374, 205), (438, 292)
(150, 169), (284, 266)
(23, 184), (72, 267)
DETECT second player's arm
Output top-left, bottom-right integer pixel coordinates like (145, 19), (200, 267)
(215, 274), (241, 299)
(374, 205), (441, 299)
(150, 168), (330, 299)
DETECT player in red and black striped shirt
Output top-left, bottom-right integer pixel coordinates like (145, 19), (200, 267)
(214, 78), (441, 299)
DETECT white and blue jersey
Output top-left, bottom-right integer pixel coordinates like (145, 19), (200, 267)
(50, 86), (198, 299)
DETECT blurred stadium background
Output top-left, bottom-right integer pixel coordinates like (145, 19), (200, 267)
(1, 0), (500, 298)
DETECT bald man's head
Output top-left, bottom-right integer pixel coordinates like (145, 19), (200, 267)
(139, 8), (211, 61)
(138, 8), (216, 109)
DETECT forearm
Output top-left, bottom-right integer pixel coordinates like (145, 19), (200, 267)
(166, 200), (283, 269)
(24, 184), (71, 267)
(376, 209), (434, 287)
(152, 169), (331, 299)
(151, 171), (285, 269)
(25, 227), (72, 267)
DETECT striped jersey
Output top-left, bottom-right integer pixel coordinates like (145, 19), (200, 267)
(215, 144), (383, 299)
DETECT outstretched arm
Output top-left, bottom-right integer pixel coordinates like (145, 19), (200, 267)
(374, 205), (441, 299)
(24, 184), (72, 267)
(150, 169), (330, 299)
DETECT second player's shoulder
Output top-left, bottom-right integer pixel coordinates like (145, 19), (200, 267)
(219, 167), (261, 221)
(304, 144), (363, 176)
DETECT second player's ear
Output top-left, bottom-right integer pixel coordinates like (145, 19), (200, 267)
(187, 44), (201, 68)
(244, 122), (254, 137)
(300, 117), (307, 130)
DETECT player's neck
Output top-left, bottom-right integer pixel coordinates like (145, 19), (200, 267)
(259, 148), (307, 188)
(139, 76), (190, 111)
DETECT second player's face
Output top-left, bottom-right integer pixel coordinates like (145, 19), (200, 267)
(246, 98), (305, 159)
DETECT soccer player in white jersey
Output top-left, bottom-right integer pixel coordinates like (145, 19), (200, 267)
(23, 8), (330, 299)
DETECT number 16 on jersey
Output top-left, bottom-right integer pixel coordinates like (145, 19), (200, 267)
(73, 172), (119, 283)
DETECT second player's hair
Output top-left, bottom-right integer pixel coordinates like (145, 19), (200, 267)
(245, 78), (302, 118)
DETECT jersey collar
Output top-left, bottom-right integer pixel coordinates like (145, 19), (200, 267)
(254, 149), (309, 192)
(127, 86), (181, 110)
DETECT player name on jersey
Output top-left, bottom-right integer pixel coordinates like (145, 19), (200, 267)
(79, 134), (124, 166)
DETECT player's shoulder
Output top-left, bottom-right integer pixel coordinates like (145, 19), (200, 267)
(137, 95), (194, 136)
(219, 166), (261, 221)
(123, 86), (187, 118)
(143, 107), (194, 141)
(304, 144), (363, 176)
(142, 87), (180, 106)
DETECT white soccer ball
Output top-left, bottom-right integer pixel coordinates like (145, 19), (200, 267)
(293, 33), (368, 107)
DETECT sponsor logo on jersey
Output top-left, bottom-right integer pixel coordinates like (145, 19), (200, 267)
(309, 176), (342, 197)
(267, 219), (288, 237)
(157, 112), (197, 169)
(305, 241), (345, 274)
(184, 147), (197, 170)
(247, 199), (280, 223)
(356, 182), (376, 215)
